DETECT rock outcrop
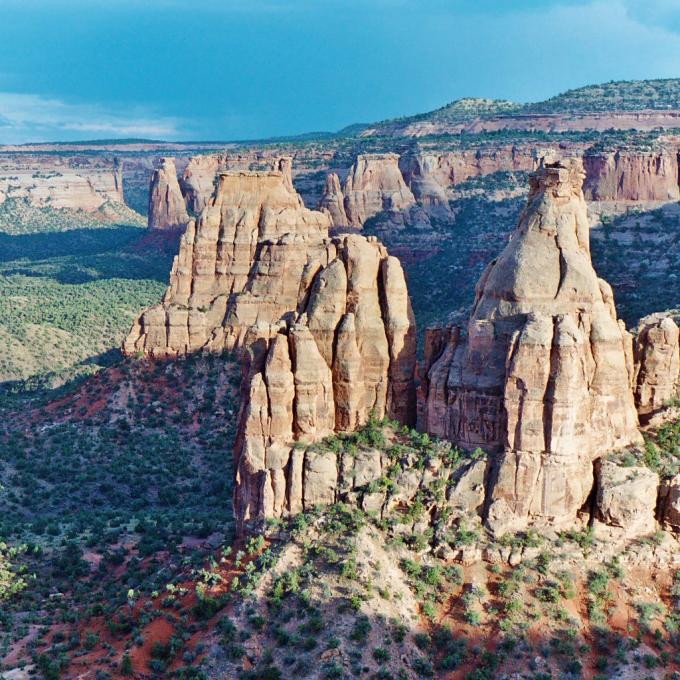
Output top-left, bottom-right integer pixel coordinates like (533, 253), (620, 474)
(233, 234), (417, 527)
(583, 149), (680, 203)
(399, 154), (452, 213)
(124, 160), (329, 356)
(180, 155), (223, 213)
(633, 314), (680, 417)
(421, 159), (643, 534)
(660, 474), (680, 530)
(147, 158), (190, 230)
(594, 459), (659, 538)
(343, 154), (415, 227)
(318, 173), (349, 227)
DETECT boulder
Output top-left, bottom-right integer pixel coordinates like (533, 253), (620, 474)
(595, 460), (659, 537)
(634, 314), (680, 417)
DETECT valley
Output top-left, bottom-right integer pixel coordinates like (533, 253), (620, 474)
(0, 78), (678, 680)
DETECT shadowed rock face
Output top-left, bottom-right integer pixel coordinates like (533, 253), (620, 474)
(343, 153), (416, 227)
(421, 159), (644, 534)
(233, 234), (417, 528)
(148, 157), (190, 230)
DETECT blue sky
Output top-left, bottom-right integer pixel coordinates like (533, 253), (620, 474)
(1, 0), (680, 143)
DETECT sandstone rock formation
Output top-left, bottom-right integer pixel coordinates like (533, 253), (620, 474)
(318, 173), (349, 227)
(180, 155), (223, 213)
(421, 158), (643, 534)
(343, 154), (415, 227)
(125, 161), (329, 356)
(633, 314), (680, 417)
(147, 158), (190, 230)
(583, 149), (680, 202)
(232, 232), (418, 527)
(594, 459), (659, 538)
(399, 154), (452, 213)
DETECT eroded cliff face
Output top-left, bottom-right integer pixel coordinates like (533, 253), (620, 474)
(147, 158), (190, 230)
(0, 155), (124, 211)
(421, 159), (644, 534)
(583, 149), (680, 202)
(343, 153), (416, 227)
(124, 159), (329, 356)
(233, 234), (417, 527)
(180, 155), (223, 214)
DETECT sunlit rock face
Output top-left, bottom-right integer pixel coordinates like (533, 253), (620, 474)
(232, 234), (417, 529)
(583, 149), (680, 202)
(124, 159), (330, 357)
(421, 159), (643, 534)
(632, 314), (680, 418)
(342, 153), (416, 227)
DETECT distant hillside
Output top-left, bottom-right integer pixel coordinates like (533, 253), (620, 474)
(525, 78), (680, 113)
(359, 78), (680, 138)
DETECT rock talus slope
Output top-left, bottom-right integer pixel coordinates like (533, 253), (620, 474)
(421, 159), (644, 534)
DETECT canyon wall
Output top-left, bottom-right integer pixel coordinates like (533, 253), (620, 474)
(583, 149), (680, 202)
(341, 153), (416, 227)
(363, 110), (680, 138)
(0, 155), (124, 211)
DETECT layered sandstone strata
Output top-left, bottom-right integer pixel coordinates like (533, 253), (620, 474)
(124, 160), (329, 356)
(633, 314), (680, 417)
(343, 154), (415, 227)
(0, 156), (124, 210)
(147, 158), (190, 230)
(583, 149), (680, 202)
(233, 232), (418, 526)
(421, 159), (643, 534)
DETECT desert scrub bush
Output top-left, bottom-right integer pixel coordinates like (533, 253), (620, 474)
(498, 529), (543, 550)
(587, 569), (614, 625)
(0, 541), (28, 600)
(560, 526), (595, 552)
(461, 585), (485, 626)
(635, 601), (665, 633)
